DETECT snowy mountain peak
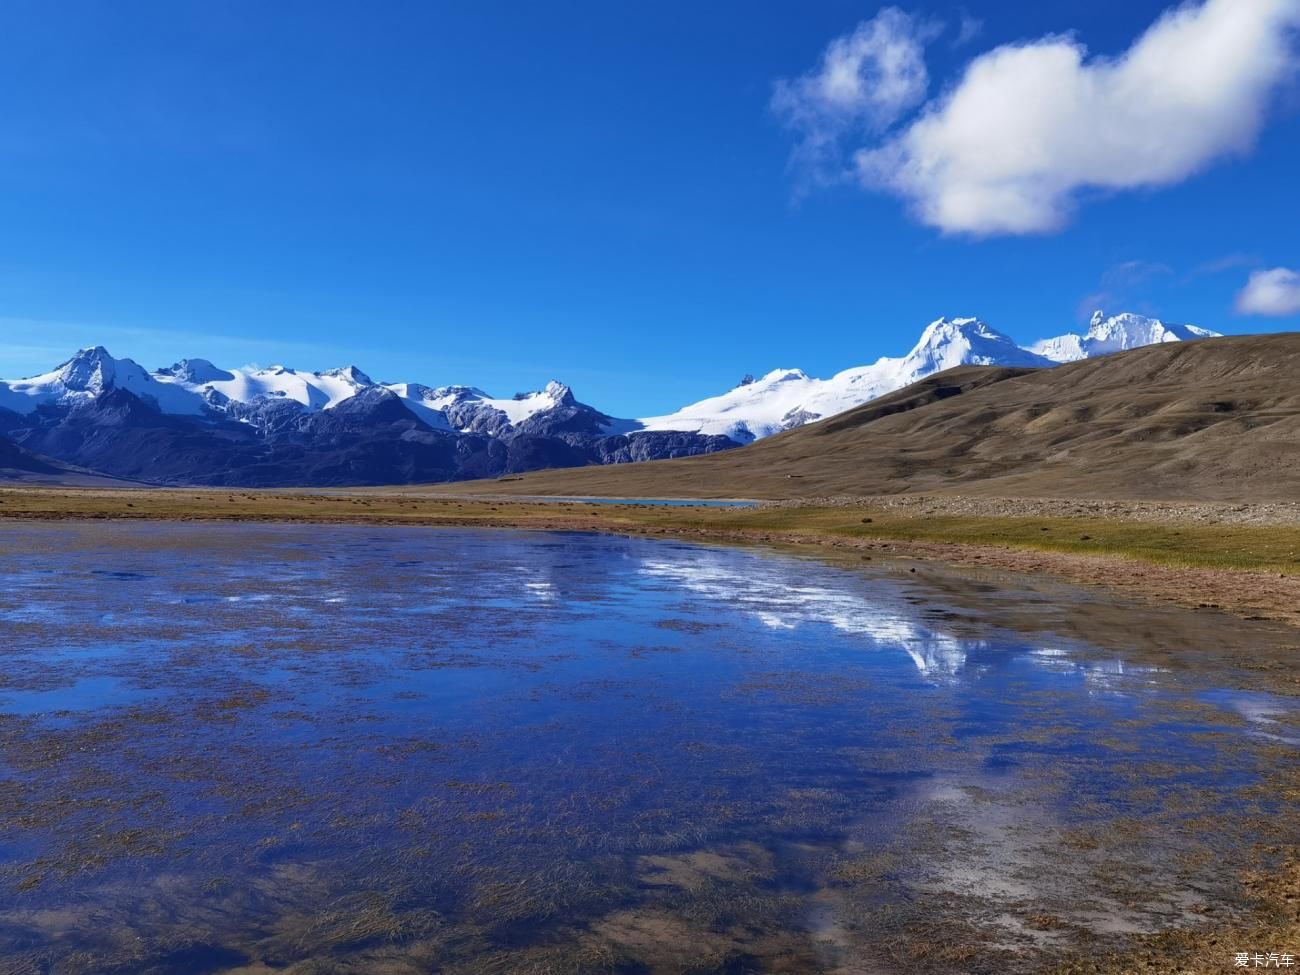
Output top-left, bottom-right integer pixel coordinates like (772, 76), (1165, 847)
(541, 380), (575, 405)
(56, 346), (130, 393)
(438, 384), (491, 400)
(158, 358), (234, 384)
(1086, 311), (1172, 347)
(0, 347), (209, 417)
(762, 368), (811, 384)
(0, 347), (607, 433)
(923, 315), (982, 333)
(915, 317), (1014, 349)
(508, 381), (574, 405)
(638, 310), (1224, 444)
(635, 316), (1052, 445)
(322, 365), (373, 385)
(905, 317), (1048, 373)
(69, 345), (113, 360)
(1031, 311), (1221, 363)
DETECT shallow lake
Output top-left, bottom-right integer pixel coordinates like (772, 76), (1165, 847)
(0, 522), (1294, 974)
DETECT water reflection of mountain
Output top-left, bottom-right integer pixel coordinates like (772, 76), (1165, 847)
(636, 549), (1147, 687)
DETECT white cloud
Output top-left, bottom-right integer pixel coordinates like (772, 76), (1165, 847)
(1075, 259), (1174, 319)
(1191, 253), (1259, 277)
(1236, 267), (1300, 315)
(779, 0), (1300, 235)
(1100, 259), (1174, 289)
(952, 12), (983, 48)
(771, 8), (937, 189)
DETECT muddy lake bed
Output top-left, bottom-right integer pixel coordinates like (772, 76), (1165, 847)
(0, 522), (1296, 974)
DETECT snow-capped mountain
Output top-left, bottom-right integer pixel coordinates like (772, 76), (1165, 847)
(388, 380), (585, 436)
(640, 312), (1220, 444)
(0, 346), (208, 416)
(0, 348), (598, 437)
(0, 347), (735, 486)
(1029, 311), (1219, 363)
(0, 348), (380, 419)
(637, 317), (1051, 443)
(0, 310), (1223, 486)
(155, 358), (375, 412)
(0, 311), (1217, 443)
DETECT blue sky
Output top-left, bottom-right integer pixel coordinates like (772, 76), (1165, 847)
(1, 0), (1297, 416)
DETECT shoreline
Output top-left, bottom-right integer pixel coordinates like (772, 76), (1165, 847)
(618, 522), (1300, 631)
(3, 486), (1300, 631)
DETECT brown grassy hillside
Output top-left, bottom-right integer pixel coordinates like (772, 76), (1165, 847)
(425, 333), (1300, 502)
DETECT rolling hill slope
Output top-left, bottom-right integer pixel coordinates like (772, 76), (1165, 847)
(429, 334), (1300, 502)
